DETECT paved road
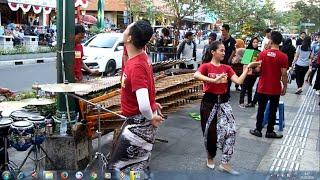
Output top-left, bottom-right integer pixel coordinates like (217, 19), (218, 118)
(0, 62), (57, 92)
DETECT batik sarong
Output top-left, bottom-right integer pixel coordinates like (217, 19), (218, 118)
(200, 93), (236, 164)
(108, 114), (157, 174)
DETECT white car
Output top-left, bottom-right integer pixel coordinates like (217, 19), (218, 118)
(83, 33), (124, 75)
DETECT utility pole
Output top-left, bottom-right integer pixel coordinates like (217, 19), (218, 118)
(56, 0), (76, 119)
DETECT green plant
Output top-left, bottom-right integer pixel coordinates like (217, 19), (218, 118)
(89, 26), (103, 35)
(0, 46), (56, 55)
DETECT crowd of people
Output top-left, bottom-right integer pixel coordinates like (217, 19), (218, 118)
(0, 17), (57, 47)
(108, 20), (320, 177)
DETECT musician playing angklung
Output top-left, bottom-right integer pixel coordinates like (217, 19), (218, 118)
(194, 41), (259, 175)
(108, 20), (164, 175)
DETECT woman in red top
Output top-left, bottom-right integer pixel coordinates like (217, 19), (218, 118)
(108, 20), (164, 175)
(194, 41), (259, 175)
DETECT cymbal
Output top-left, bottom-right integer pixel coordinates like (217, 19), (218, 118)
(21, 98), (55, 106)
(40, 83), (92, 93)
(0, 101), (28, 117)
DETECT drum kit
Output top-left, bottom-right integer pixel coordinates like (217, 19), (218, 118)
(0, 96), (56, 175)
(0, 82), (127, 176)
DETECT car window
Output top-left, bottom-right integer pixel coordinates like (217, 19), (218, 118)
(86, 35), (118, 48)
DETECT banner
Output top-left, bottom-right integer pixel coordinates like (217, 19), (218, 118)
(8, 0), (56, 8)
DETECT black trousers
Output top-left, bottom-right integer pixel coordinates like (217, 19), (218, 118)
(313, 65), (320, 90)
(0, 138), (7, 170)
(240, 75), (257, 104)
(295, 64), (309, 88)
(256, 93), (280, 133)
(309, 64), (318, 84)
(200, 93), (229, 158)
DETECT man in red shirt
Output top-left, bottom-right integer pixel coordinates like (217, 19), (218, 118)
(108, 20), (164, 175)
(250, 31), (288, 138)
(74, 24), (98, 82)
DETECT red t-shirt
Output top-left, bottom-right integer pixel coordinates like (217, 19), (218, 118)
(257, 49), (288, 95)
(120, 52), (156, 117)
(198, 63), (235, 94)
(74, 43), (83, 81)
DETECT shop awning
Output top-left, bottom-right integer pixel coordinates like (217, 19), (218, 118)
(7, 0), (89, 14)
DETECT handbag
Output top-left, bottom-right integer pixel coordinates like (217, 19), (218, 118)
(288, 67), (296, 81)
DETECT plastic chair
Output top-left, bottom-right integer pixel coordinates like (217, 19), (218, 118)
(262, 101), (285, 131)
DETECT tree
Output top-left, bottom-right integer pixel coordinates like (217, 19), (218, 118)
(205, 0), (280, 36)
(293, 0), (320, 32)
(163, 0), (201, 28)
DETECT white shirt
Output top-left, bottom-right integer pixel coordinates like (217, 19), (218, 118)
(261, 36), (269, 51)
(181, 42), (194, 65)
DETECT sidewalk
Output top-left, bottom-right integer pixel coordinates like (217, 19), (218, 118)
(148, 83), (319, 179)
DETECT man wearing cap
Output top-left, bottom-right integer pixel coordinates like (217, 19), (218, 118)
(177, 31), (197, 69)
(202, 32), (217, 61)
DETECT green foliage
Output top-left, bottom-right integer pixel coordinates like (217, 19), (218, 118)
(164, 0), (201, 28)
(293, 0), (320, 32)
(0, 46), (56, 55)
(89, 26), (103, 35)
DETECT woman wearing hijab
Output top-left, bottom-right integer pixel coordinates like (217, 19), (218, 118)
(281, 38), (296, 67)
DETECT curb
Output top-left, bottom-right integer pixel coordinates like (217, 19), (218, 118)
(0, 57), (56, 67)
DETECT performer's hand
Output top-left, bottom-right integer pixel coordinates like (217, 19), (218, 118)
(90, 70), (100, 75)
(150, 115), (164, 127)
(247, 61), (261, 68)
(155, 103), (163, 117)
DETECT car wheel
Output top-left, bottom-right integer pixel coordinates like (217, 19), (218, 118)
(104, 59), (116, 76)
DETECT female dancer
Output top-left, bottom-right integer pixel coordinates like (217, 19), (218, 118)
(194, 41), (259, 175)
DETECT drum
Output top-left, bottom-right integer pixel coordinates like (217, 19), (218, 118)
(9, 121), (34, 151)
(27, 116), (46, 145)
(0, 118), (12, 137)
(10, 110), (39, 122)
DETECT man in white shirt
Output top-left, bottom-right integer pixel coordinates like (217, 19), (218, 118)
(261, 28), (272, 51)
(177, 31), (197, 69)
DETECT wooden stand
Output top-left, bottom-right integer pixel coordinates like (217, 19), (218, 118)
(43, 135), (92, 170)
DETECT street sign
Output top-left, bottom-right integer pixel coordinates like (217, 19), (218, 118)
(301, 23), (316, 27)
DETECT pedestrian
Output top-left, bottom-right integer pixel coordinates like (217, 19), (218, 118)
(233, 39), (246, 91)
(306, 33), (320, 85)
(108, 20), (164, 175)
(250, 31), (288, 139)
(194, 41), (259, 175)
(313, 52), (320, 95)
(296, 32), (306, 47)
(202, 32), (217, 61)
(291, 36), (312, 94)
(73, 24), (99, 82)
(239, 37), (261, 108)
(281, 38), (296, 67)
(261, 28), (272, 51)
(156, 27), (172, 61)
(177, 31), (197, 69)
(220, 24), (236, 98)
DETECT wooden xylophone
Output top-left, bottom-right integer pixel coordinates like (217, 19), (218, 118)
(80, 73), (203, 139)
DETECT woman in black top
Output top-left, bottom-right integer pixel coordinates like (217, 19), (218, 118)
(281, 38), (296, 67)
